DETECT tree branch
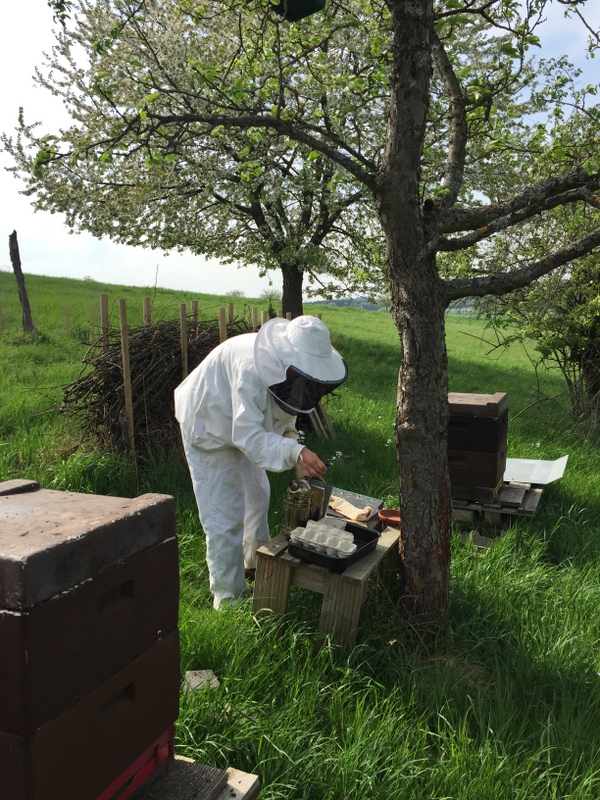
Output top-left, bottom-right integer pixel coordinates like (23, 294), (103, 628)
(148, 110), (378, 189)
(431, 31), (467, 207)
(431, 167), (600, 251)
(444, 227), (600, 300)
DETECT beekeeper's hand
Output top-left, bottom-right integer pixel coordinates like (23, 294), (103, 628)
(297, 447), (327, 479)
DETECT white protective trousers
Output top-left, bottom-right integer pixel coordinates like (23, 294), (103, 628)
(175, 333), (304, 609)
(183, 438), (271, 609)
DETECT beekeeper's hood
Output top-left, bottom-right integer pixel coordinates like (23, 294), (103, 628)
(254, 316), (347, 413)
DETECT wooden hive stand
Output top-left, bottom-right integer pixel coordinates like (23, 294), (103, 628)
(129, 757), (259, 800)
(452, 481), (544, 527)
(251, 527), (401, 648)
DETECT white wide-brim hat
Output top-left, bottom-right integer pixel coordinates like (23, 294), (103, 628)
(254, 316), (347, 387)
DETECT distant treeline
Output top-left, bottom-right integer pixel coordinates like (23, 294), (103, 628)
(308, 297), (476, 314)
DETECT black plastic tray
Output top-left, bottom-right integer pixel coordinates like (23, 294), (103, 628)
(287, 521), (380, 573)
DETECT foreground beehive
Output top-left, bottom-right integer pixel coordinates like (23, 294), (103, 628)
(0, 479), (180, 800)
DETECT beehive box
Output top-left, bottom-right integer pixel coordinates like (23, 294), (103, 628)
(0, 479), (180, 800)
(0, 632), (180, 800)
(447, 393), (508, 489)
(448, 392), (508, 452)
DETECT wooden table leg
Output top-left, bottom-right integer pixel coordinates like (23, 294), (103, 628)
(319, 572), (364, 648)
(318, 527), (401, 647)
(252, 535), (293, 616)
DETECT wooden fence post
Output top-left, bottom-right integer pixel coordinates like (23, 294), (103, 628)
(252, 307), (259, 330)
(143, 297), (152, 327)
(286, 312), (292, 320)
(119, 299), (135, 454)
(192, 300), (198, 333)
(9, 230), (35, 334)
(101, 293), (109, 352)
(227, 302), (234, 323)
(261, 310), (269, 326)
(277, 309), (283, 318)
(180, 303), (188, 379)
(219, 307), (228, 344)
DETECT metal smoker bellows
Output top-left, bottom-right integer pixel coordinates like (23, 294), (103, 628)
(282, 478), (313, 536)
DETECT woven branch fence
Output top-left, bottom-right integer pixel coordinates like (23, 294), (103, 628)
(60, 295), (329, 454)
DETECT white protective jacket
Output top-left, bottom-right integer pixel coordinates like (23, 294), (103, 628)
(174, 332), (304, 471)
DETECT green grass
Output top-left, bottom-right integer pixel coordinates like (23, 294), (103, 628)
(1, 273), (599, 799)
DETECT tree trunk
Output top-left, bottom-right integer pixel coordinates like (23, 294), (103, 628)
(391, 253), (451, 624)
(581, 320), (600, 406)
(280, 262), (304, 319)
(379, 0), (451, 625)
(9, 231), (36, 334)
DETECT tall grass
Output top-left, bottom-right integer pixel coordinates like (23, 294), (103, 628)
(1, 273), (599, 798)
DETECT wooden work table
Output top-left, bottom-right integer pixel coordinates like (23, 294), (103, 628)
(251, 527), (401, 648)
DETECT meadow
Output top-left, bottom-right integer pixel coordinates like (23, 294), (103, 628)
(1, 269), (600, 799)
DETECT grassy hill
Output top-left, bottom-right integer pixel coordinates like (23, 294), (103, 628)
(1, 271), (599, 799)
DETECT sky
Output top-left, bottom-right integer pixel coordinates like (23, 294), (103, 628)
(0, 1), (596, 298)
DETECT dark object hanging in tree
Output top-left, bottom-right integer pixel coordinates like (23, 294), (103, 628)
(270, 0), (326, 22)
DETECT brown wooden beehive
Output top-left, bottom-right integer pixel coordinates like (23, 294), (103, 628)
(447, 392), (508, 491)
(0, 479), (180, 800)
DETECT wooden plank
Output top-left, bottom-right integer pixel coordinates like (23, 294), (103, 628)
(180, 302), (188, 380)
(289, 559), (329, 594)
(452, 508), (476, 524)
(162, 760), (260, 800)
(255, 533), (289, 558)
(460, 531), (493, 550)
(100, 292), (109, 352)
(483, 510), (504, 525)
(252, 536), (293, 615)
(343, 527), (400, 584)
(119, 299), (136, 454)
(218, 307), (227, 343)
(143, 296), (152, 327)
(318, 401), (336, 438)
(521, 486), (543, 515)
(451, 479), (502, 504)
(131, 758), (228, 800)
(220, 768), (260, 800)
(319, 570), (364, 648)
(308, 407), (328, 438)
(497, 483), (527, 508)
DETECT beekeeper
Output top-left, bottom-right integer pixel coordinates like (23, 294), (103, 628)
(174, 315), (347, 609)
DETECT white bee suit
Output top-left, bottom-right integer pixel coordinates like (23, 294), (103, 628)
(175, 332), (304, 609)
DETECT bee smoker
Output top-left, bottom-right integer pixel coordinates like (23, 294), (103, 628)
(282, 477), (333, 537)
(282, 478), (313, 537)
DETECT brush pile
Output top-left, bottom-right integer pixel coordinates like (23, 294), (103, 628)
(61, 315), (252, 451)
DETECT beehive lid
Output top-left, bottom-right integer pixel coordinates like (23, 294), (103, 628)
(448, 392), (508, 417)
(0, 480), (176, 610)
